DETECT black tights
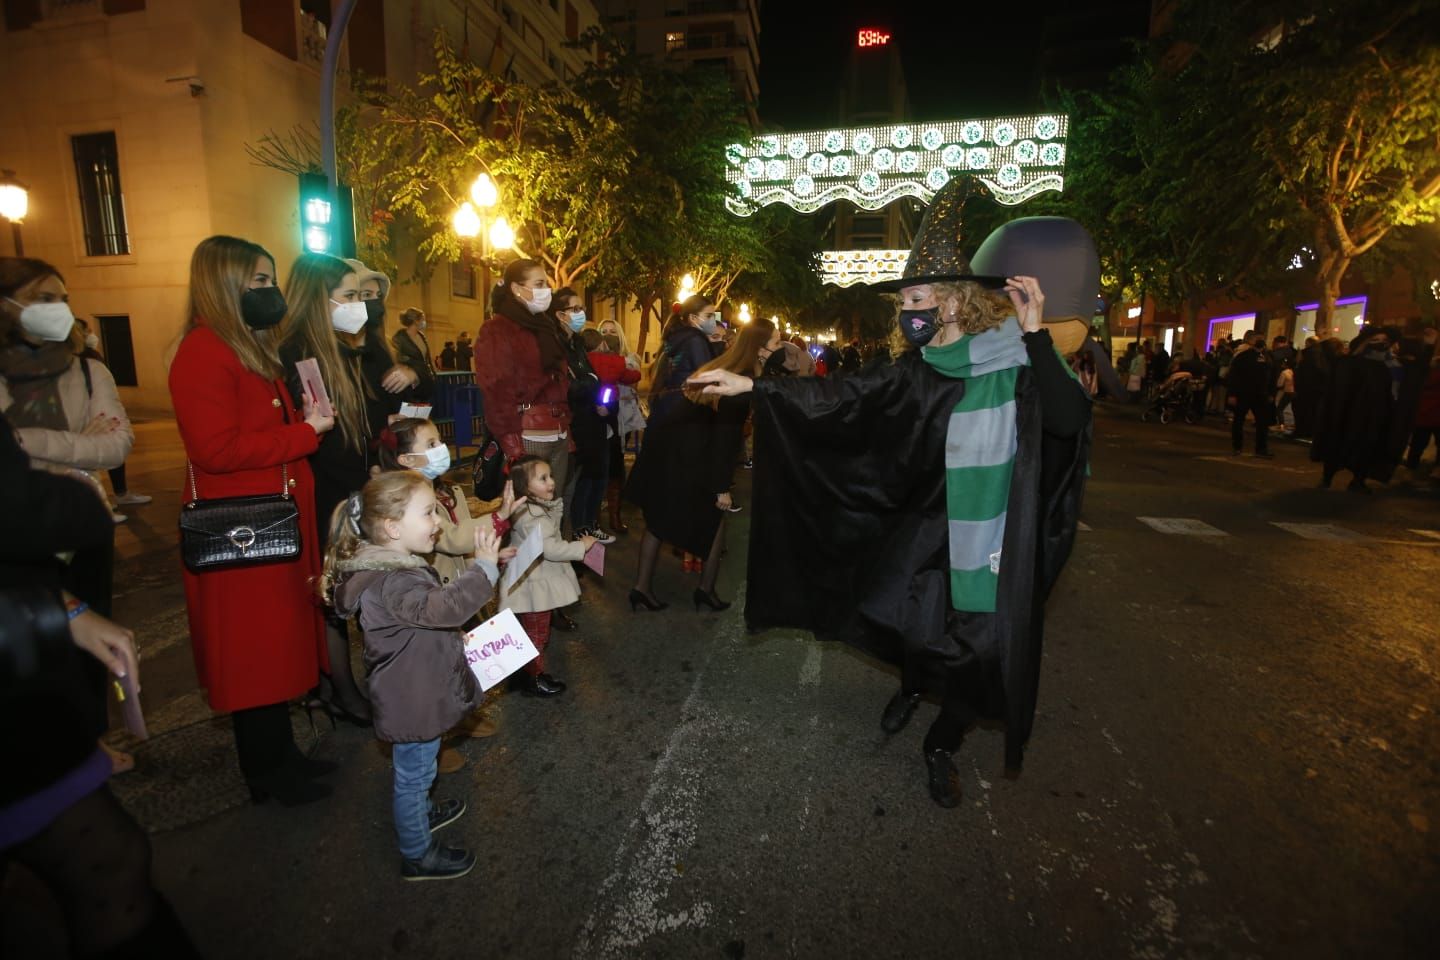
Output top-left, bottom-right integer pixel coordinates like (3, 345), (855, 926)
(231, 701), (300, 782)
(634, 520), (727, 599)
(2, 787), (198, 958)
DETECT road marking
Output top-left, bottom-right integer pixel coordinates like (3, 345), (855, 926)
(1270, 522), (1369, 542)
(797, 645), (822, 686)
(1409, 530), (1440, 540)
(1137, 517), (1228, 537)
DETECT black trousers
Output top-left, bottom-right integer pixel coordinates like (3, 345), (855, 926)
(1231, 396), (1272, 453)
(231, 701), (296, 781)
(1407, 427), (1436, 469)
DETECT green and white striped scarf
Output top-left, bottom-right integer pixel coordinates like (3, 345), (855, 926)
(922, 317), (1031, 613)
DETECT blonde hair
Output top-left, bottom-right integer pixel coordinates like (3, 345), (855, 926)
(318, 470), (431, 603)
(597, 318), (629, 356)
(278, 253), (368, 451)
(182, 237), (283, 379)
(891, 281), (1011, 355)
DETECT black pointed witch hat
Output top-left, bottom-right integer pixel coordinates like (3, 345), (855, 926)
(870, 177), (1007, 291)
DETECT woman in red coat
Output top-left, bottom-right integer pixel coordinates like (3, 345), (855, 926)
(168, 235), (337, 806)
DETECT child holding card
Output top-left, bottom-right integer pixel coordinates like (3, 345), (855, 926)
(377, 417), (526, 743)
(322, 471), (513, 881)
(501, 456), (596, 698)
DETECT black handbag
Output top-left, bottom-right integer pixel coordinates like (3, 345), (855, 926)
(472, 426), (507, 501)
(179, 460), (301, 572)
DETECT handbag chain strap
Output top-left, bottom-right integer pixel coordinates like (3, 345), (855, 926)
(186, 381), (294, 508)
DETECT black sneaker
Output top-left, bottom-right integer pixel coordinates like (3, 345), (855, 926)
(401, 842), (476, 881)
(428, 797), (466, 834)
(590, 526), (617, 545)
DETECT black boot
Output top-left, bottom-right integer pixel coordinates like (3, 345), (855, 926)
(880, 689), (921, 734)
(923, 748), (963, 808)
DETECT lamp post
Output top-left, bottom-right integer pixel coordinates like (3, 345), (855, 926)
(452, 173), (513, 302)
(678, 272), (695, 303)
(0, 170), (29, 257)
(738, 303), (751, 325)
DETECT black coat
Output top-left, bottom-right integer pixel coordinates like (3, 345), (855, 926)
(624, 326), (745, 554)
(0, 415), (116, 804)
(745, 332), (1090, 770)
(566, 332), (607, 471)
(390, 328), (436, 403)
(1226, 346), (1273, 402)
(1312, 351), (1400, 481)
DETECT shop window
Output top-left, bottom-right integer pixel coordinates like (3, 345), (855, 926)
(451, 262), (476, 300)
(239, 0), (297, 60)
(71, 132), (130, 257)
(95, 314), (137, 387)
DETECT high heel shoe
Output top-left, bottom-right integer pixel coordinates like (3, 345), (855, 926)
(693, 589), (731, 612)
(628, 588), (668, 612)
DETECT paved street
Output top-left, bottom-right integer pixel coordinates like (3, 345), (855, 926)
(5, 404), (1439, 959)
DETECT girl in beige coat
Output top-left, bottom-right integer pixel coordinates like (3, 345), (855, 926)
(502, 455), (596, 697)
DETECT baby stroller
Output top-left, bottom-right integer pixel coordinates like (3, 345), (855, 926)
(1141, 372), (1203, 424)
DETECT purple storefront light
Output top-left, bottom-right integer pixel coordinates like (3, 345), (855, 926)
(1205, 312), (1256, 348)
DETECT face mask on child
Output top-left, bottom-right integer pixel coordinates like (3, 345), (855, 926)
(413, 444), (451, 480)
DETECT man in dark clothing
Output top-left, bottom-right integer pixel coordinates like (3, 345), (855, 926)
(1271, 335), (1297, 368)
(839, 339), (862, 374)
(1150, 343), (1171, 382)
(1227, 331), (1275, 457)
(439, 341), (457, 371)
(1313, 326), (1401, 492)
(455, 331), (473, 371)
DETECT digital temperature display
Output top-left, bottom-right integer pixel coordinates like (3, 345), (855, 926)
(857, 28), (891, 48)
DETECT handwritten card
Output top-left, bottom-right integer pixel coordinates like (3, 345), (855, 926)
(463, 608), (539, 691)
(583, 540), (605, 576)
(501, 525), (544, 592)
(294, 358), (334, 418)
(399, 402), (433, 419)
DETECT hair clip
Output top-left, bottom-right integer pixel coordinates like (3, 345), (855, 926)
(346, 493), (363, 534)
(378, 428), (399, 452)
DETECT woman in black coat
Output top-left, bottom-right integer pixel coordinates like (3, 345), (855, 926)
(390, 307), (437, 403)
(624, 294), (731, 611)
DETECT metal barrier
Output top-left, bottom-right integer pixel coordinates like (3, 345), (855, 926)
(432, 371), (485, 450)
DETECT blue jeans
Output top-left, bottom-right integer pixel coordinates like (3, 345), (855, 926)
(571, 440), (610, 531)
(392, 738), (440, 860)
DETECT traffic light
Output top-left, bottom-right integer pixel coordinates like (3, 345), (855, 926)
(297, 172), (356, 259)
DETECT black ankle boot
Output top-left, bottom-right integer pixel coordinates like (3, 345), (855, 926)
(881, 690), (921, 734)
(923, 748), (962, 808)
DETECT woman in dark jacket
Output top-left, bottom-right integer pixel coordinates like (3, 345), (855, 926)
(278, 253), (421, 724)
(390, 307), (436, 403)
(623, 294), (732, 611)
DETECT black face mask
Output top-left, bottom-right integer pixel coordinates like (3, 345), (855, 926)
(364, 299), (386, 324)
(898, 308), (941, 348)
(240, 286), (287, 330)
(762, 348), (789, 377)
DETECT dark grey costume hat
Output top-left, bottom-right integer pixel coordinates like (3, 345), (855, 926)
(870, 178), (1007, 291)
(969, 216), (1100, 320)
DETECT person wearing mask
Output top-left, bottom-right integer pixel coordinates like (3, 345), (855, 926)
(278, 253), (421, 726)
(597, 317), (646, 525)
(390, 307), (437, 403)
(455, 330), (473, 372)
(1313, 325), (1403, 492)
(473, 259), (573, 527)
(168, 236), (337, 803)
(1, 413), (200, 956)
(76, 317), (152, 519)
(624, 294), (731, 611)
(1, 257), (136, 774)
(1226, 330), (1275, 458)
(553, 288), (615, 546)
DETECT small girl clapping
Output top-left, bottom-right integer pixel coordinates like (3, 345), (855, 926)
(502, 456), (596, 697)
(322, 471), (513, 882)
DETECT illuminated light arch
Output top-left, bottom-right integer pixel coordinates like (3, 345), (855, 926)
(725, 114), (1068, 216)
(819, 249), (910, 288)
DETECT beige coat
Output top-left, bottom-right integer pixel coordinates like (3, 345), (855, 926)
(0, 357), (133, 476)
(501, 497), (584, 613)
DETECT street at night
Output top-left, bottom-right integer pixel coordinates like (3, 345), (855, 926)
(6, 406), (1436, 959)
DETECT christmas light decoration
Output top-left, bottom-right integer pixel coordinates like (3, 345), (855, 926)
(817, 249), (910, 288)
(725, 115), (1068, 215)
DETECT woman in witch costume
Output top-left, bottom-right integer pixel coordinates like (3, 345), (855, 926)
(689, 182), (1092, 807)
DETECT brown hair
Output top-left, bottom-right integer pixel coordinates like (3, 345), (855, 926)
(491, 258), (545, 313)
(0, 257), (81, 353)
(508, 454), (549, 503)
(375, 416), (434, 472)
(319, 470), (431, 603)
(183, 237), (282, 378)
(890, 281), (1011, 355)
(662, 293), (713, 339)
(399, 307), (424, 328)
(278, 253), (368, 451)
(684, 317), (776, 406)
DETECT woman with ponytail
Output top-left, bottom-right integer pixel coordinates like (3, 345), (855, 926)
(168, 236), (336, 805)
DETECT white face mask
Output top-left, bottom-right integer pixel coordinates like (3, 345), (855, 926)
(6, 298), (77, 342)
(415, 444), (451, 480)
(514, 284), (552, 315)
(330, 299), (368, 335)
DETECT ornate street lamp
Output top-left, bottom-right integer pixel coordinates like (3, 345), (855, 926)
(0, 170), (29, 257)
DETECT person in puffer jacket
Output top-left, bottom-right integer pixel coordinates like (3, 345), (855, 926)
(322, 470), (513, 882)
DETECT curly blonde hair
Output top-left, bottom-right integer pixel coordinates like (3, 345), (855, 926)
(890, 281), (1011, 355)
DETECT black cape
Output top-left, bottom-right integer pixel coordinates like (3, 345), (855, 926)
(745, 349), (1090, 769)
(1311, 352), (1399, 482)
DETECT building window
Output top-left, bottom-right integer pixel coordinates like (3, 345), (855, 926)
(71, 132), (130, 257)
(451, 262), (476, 300)
(547, 51), (562, 75)
(94, 314), (138, 386)
(565, 1), (578, 40)
(665, 30), (686, 52)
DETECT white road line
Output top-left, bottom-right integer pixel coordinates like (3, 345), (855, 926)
(1136, 517), (1229, 537)
(797, 645), (823, 686)
(1270, 522), (1369, 542)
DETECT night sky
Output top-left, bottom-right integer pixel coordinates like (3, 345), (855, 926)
(756, 0), (1153, 129)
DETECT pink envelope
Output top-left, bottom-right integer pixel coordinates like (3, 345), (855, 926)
(583, 541), (605, 576)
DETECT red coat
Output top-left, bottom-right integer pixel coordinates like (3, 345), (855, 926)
(474, 312), (572, 459)
(587, 351), (642, 387)
(168, 325), (327, 712)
